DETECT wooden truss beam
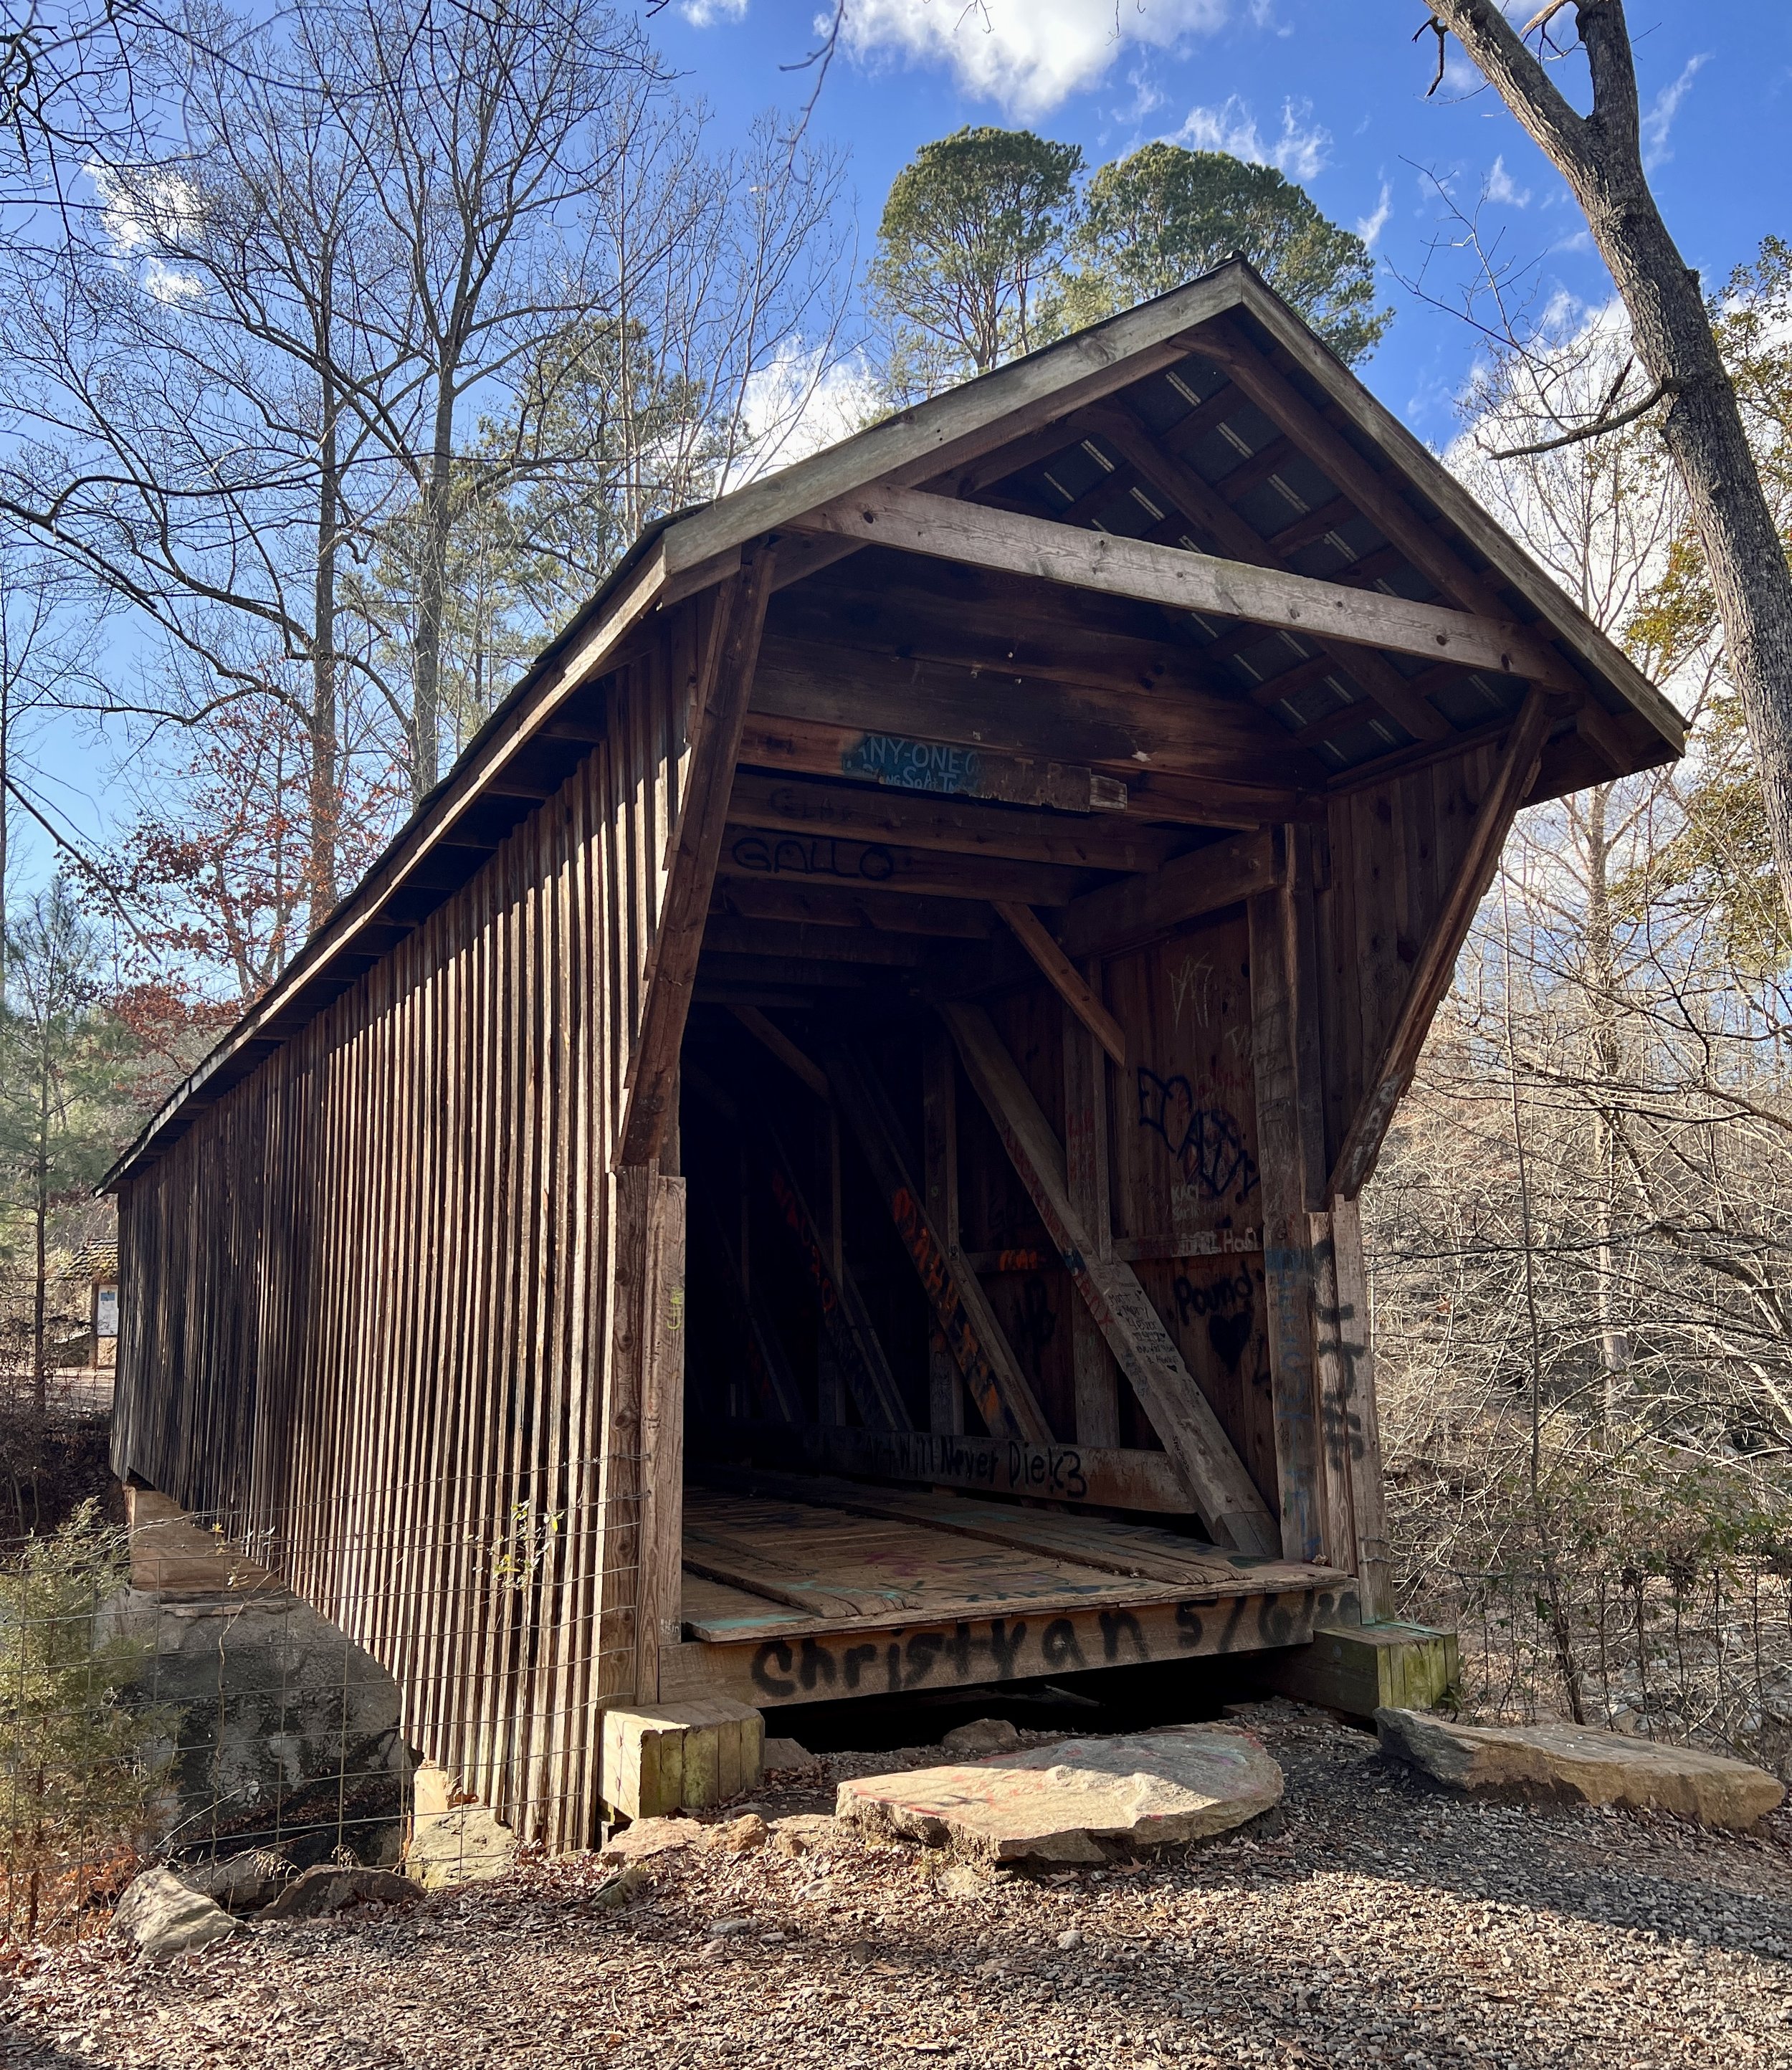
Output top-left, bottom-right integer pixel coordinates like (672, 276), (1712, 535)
(994, 902), (1128, 1066)
(940, 1002), (1279, 1555)
(825, 1047), (1054, 1446)
(1054, 828), (1281, 960)
(619, 548), (776, 1168)
(725, 771), (1175, 873)
(792, 485), (1585, 695)
(761, 1125), (912, 1433)
(1329, 687), (1555, 1201)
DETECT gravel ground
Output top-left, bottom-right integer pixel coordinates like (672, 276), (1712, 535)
(5, 1704), (1790, 2069)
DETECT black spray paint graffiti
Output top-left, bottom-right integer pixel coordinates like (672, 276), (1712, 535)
(728, 834), (897, 882)
(744, 1596), (1313, 1699)
(1136, 1067), (1259, 1203)
(1173, 1265), (1256, 1374)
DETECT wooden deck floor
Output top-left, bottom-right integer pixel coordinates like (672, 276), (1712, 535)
(662, 1472), (1357, 1709)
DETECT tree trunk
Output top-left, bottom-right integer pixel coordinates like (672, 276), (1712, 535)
(1434, 0), (1792, 925)
(410, 381), (456, 803)
(1581, 786), (1631, 1419)
(31, 1052), (48, 1418)
(310, 368), (340, 931)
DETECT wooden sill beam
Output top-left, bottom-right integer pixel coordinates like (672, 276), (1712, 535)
(792, 485), (1583, 695)
(994, 902), (1128, 1065)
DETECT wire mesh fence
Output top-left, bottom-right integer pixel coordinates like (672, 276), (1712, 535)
(1405, 1553), (1792, 1776)
(0, 1455), (647, 1948)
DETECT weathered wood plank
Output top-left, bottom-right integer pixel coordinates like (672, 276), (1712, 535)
(635, 1173), (687, 1703)
(619, 550), (777, 1167)
(726, 771), (1167, 872)
(667, 1581), (1353, 1709)
(1054, 829), (1281, 959)
(791, 485), (1582, 690)
(701, 1418), (1190, 1511)
(1329, 688), (1553, 1200)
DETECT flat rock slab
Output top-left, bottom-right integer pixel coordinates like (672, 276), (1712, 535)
(835, 1726), (1282, 1864)
(1376, 1707), (1786, 1828)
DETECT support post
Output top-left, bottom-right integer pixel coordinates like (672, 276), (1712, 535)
(923, 1034), (966, 1436)
(1248, 830), (1329, 1565)
(1062, 986), (1120, 1449)
(634, 1173), (687, 1704)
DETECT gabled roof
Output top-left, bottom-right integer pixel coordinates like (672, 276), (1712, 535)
(103, 259), (1681, 1191)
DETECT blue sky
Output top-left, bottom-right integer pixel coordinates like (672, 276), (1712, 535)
(652, 0), (1788, 444)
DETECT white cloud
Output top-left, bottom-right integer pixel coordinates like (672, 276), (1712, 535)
(1484, 155), (1530, 206)
(1641, 52), (1711, 168)
(1174, 93), (1330, 181)
(837, 0), (1229, 123)
(682, 0), (747, 20)
(1355, 181), (1392, 249)
(734, 343), (880, 486)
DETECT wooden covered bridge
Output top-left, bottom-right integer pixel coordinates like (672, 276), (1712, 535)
(106, 263), (1682, 1847)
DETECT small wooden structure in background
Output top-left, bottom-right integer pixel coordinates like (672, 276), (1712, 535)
(105, 264), (1681, 1847)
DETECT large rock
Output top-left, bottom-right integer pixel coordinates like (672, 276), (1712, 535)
(1376, 1707), (1786, 1828)
(113, 1868), (243, 1959)
(260, 1864), (421, 1919)
(835, 1726), (1283, 1865)
(406, 1802), (518, 1890)
(102, 1495), (412, 1866)
(178, 1849), (295, 1913)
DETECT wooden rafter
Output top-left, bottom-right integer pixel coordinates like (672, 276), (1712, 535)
(940, 1001), (1279, 1555)
(619, 547), (776, 1168)
(1085, 404), (1454, 743)
(791, 486), (1586, 694)
(1328, 687), (1555, 1201)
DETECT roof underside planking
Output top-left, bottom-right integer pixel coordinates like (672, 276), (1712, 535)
(105, 259), (1682, 1188)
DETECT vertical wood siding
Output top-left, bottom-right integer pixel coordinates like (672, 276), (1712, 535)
(111, 627), (689, 1850)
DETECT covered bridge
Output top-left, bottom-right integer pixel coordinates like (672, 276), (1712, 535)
(106, 263), (1682, 1848)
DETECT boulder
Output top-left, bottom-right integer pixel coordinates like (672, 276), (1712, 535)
(1375, 1707), (1786, 1828)
(113, 1868), (243, 1959)
(761, 1737), (814, 1772)
(589, 1863), (649, 1912)
(178, 1849), (294, 1913)
(942, 1718), (1022, 1757)
(260, 1864), (421, 1919)
(406, 1800), (517, 1890)
(835, 1725), (1283, 1865)
(600, 1816), (705, 1863)
(705, 1812), (770, 1854)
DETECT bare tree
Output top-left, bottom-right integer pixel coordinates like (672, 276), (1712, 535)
(1421, 3), (1792, 966)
